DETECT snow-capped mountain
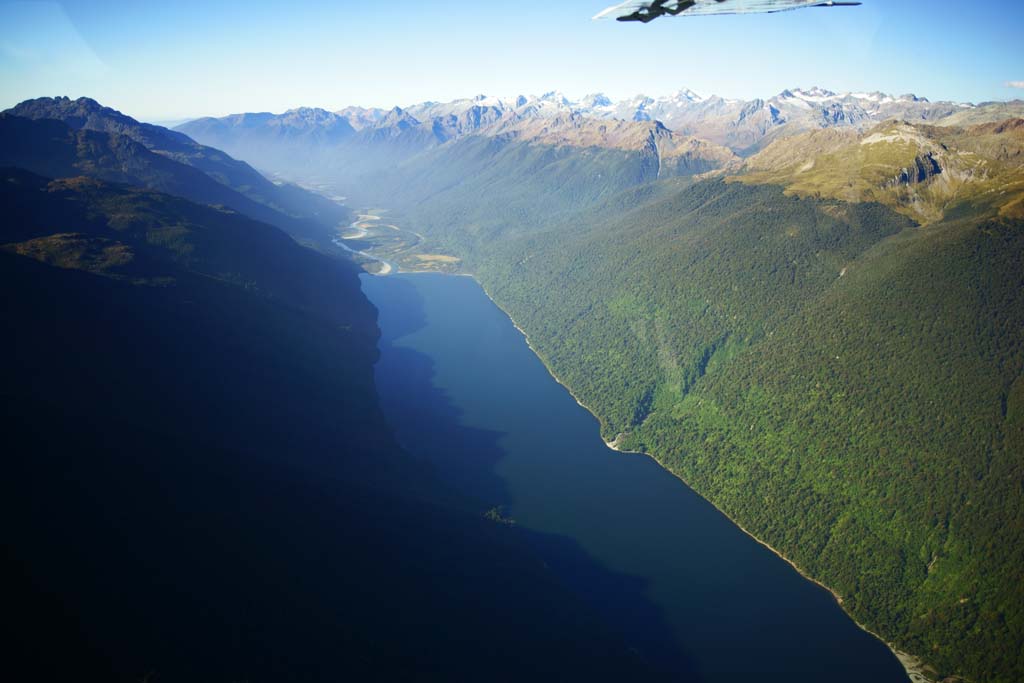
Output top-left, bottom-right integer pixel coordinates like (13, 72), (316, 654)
(385, 86), (971, 154)
(571, 87), (971, 153)
(178, 86), (991, 176)
(574, 88), (708, 122)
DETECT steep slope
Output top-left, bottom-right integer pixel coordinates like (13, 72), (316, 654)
(463, 178), (1023, 683)
(0, 168), (372, 330)
(476, 179), (915, 442)
(633, 209), (1024, 683)
(0, 113), (348, 247)
(5, 97), (348, 241)
(0, 167), (662, 683)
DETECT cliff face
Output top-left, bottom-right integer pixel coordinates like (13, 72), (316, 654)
(888, 152), (943, 187)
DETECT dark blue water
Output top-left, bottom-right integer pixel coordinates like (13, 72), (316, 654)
(362, 272), (908, 683)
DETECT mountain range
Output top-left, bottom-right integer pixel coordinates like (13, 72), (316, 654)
(174, 88), (1024, 207)
(180, 87), (1024, 169)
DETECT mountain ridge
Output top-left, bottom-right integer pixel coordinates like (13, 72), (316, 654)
(178, 87), (1021, 160)
(173, 88), (1023, 203)
(5, 96), (350, 245)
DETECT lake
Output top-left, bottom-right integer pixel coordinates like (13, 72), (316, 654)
(361, 272), (909, 683)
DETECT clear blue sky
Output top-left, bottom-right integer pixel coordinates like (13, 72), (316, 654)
(2, 0), (1022, 121)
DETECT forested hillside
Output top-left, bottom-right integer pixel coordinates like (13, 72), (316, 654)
(634, 209), (1024, 681)
(466, 179), (1023, 682)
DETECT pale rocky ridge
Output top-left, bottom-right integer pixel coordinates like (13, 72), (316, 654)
(179, 87), (1015, 162)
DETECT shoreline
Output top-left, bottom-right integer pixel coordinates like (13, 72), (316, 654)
(621, 432), (934, 683)
(469, 274), (930, 683)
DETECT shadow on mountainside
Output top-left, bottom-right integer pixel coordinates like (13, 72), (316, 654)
(362, 273), (700, 680)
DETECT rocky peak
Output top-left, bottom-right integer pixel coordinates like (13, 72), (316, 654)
(670, 87), (704, 102)
(379, 106), (419, 129)
(8, 96), (128, 129)
(582, 93), (613, 108)
(793, 86), (838, 99)
(540, 91), (572, 106)
(4, 96), (201, 154)
(282, 107), (340, 123)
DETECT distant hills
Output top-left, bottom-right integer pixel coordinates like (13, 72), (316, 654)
(178, 87), (1024, 173)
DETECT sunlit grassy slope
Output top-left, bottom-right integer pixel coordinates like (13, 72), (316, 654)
(739, 119), (1024, 224)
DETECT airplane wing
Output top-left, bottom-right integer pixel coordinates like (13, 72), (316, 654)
(594, 0), (861, 22)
